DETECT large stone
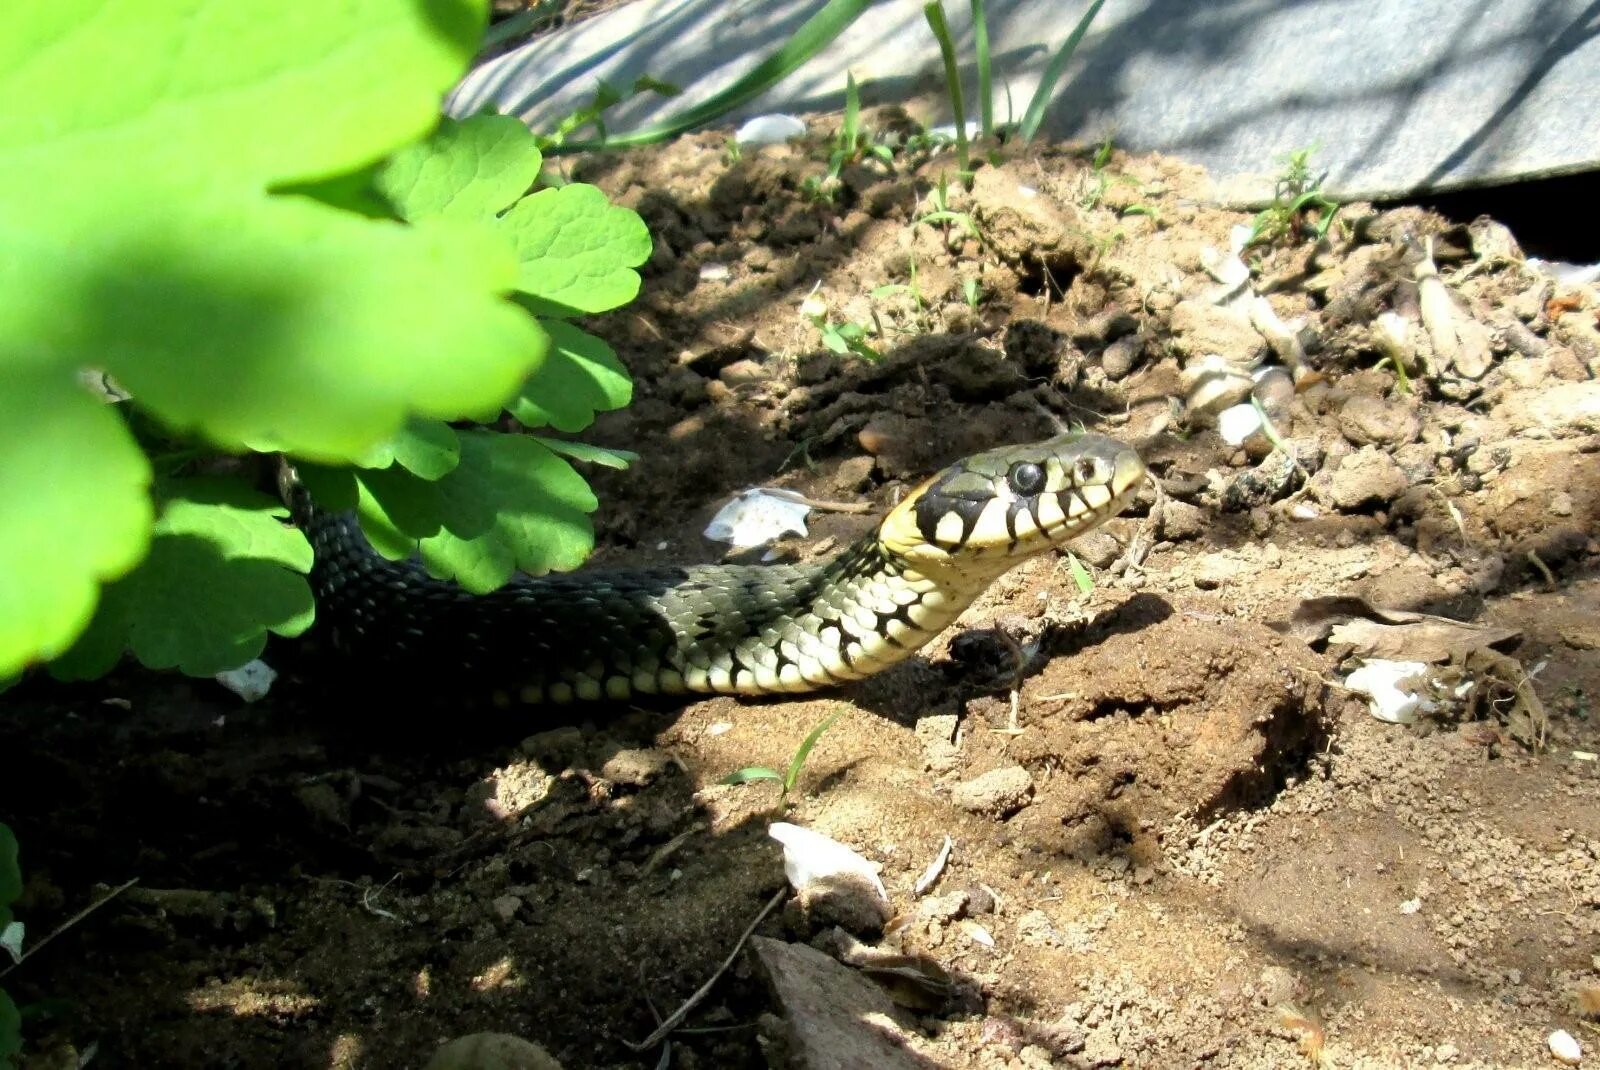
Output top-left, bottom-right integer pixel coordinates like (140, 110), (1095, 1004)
(450, 0), (1600, 201)
(749, 937), (929, 1070)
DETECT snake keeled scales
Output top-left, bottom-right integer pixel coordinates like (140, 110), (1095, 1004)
(296, 433), (1145, 704)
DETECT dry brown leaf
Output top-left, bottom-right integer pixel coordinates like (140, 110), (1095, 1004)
(1276, 596), (1520, 661)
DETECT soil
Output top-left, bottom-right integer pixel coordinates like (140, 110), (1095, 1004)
(4, 116), (1600, 1070)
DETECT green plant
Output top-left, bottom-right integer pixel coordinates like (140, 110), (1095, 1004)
(918, 172), (983, 245)
(1, 823), (19, 1062)
(1017, 0), (1106, 144)
(535, 75), (681, 154)
(1246, 146), (1341, 247)
(871, 259), (934, 332)
(963, 277), (984, 309)
(802, 288), (882, 361)
(826, 72), (896, 178)
(923, 0), (1105, 159)
(549, 0), (875, 152)
(1065, 551), (1095, 594)
(922, 2), (972, 181)
(0, 3), (649, 685)
(721, 710), (845, 810)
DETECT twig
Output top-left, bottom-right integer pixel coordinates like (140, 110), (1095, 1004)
(623, 887), (786, 1052)
(0, 877), (139, 980)
(1526, 549), (1556, 590)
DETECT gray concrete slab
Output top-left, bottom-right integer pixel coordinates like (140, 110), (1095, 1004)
(448, 0), (1600, 203)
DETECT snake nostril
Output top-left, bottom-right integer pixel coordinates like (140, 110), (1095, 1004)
(1075, 457), (1101, 484)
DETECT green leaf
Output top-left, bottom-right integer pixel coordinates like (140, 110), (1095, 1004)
(1, 0), (550, 463)
(721, 767), (783, 786)
(784, 710), (844, 792)
(534, 438), (637, 470)
(1065, 551), (1094, 595)
(1018, 0), (1106, 144)
(355, 420), (461, 480)
(0, 376), (152, 678)
(357, 431), (598, 591)
(507, 321), (632, 432)
(51, 478), (315, 679)
(503, 185), (652, 316)
(550, 0), (875, 151)
(376, 113), (544, 223)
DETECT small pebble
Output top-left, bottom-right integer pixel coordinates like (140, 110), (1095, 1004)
(1549, 1028), (1582, 1065)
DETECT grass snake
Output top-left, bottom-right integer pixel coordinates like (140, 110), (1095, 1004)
(293, 433), (1145, 705)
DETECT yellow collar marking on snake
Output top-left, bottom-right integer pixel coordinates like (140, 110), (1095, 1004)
(303, 433), (1146, 704)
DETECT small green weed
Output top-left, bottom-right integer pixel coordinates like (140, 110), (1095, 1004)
(962, 276), (983, 309)
(1246, 146), (1341, 247)
(802, 287), (882, 360)
(918, 172), (983, 246)
(921, 0), (1105, 184)
(1065, 551), (1095, 594)
(721, 710), (845, 810)
(535, 74), (681, 154)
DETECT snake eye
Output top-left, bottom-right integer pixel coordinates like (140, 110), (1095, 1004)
(1008, 461), (1046, 496)
(1074, 457), (1103, 484)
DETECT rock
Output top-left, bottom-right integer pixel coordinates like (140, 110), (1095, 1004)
(1158, 500), (1207, 541)
(1081, 1027), (1125, 1067)
(1100, 335), (1144, 380)
(1500, 380), (1600, 434)
(518, 726), (584, 767)
(491, 894), (523, 922)
(424, 1033), (563, 1070)
(1329, 447), (1408, 510)
(599, 747), (673, 787)
(1192, 553), (1248, 590)
(1179, 353), (1255, 416)
(749, 937), (926, 1070)
(951, 765), (1034, 817)
(829, 455), (875, 494)
(1337, 395), (1421, 445)
(1170, 302), (1265, 368)
(914, 713), (961, 773)
(1072, 530), (1123, 569)
(719, 358), (770, 387)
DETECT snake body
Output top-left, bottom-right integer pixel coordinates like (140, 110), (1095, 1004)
(299, 433), (1145, 704)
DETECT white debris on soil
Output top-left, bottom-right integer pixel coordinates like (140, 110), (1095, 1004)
(214, 659), (276, 702)
(703, 488), (811, 549)
(1344, 659), (1433, 724)
(733, 113), (806, 145)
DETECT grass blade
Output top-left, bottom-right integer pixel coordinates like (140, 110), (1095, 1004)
(970, 0), (993, 137)
(1018, 0), (1105, 144)
(783, 709), (844, 794)
(721, 767), (784, 786)
(1066, 551), (1094, 594)
(922, 1), (969, 177)
(552, 0), (874, 153)
(842, 71), (861, 153)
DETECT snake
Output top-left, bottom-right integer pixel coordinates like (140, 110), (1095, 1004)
(295, 433), (1146, 705)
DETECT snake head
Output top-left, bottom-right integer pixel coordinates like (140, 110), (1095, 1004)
(877, 433), (1146, 573)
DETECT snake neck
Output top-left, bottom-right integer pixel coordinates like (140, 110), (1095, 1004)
(296, 500), (993, 703)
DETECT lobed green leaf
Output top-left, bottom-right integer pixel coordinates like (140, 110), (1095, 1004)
(377, 113), (545, 223)
(0, 380), (152, 679)
(507, 321), (632, 432)
(51, 478), (315, 678)
(503, 184), (652, 316)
